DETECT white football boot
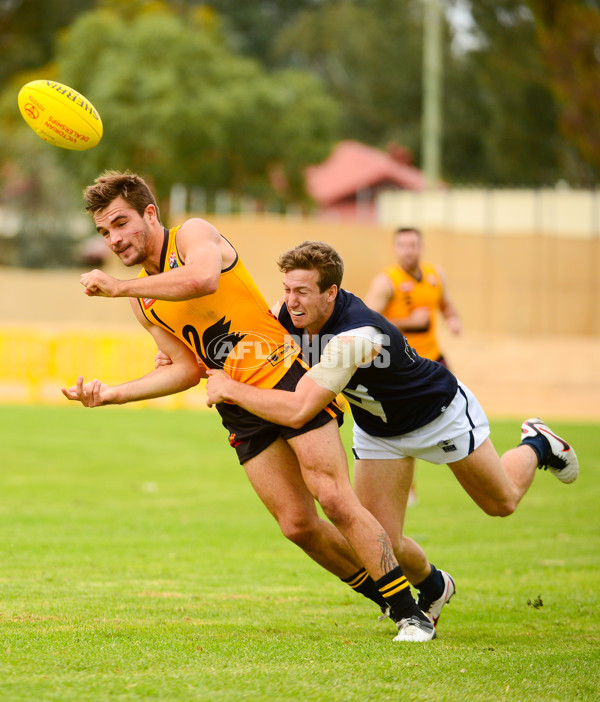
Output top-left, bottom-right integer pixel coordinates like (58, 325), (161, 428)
(418, 570), (456, 628)
(393, 616), (436, 642)
(521, 418), (579, 484)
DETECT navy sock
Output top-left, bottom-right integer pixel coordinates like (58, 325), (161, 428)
(415, 564), (444, 603)
(521, 435), (550, 467)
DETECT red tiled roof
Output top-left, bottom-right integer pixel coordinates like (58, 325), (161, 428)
(305, 140), (426, 206)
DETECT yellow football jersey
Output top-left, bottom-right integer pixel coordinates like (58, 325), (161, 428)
(381, 262), (444, 360)
(137, 226), (299, 388)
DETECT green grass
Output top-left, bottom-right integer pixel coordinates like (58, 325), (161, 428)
(0, 405), (599, 701)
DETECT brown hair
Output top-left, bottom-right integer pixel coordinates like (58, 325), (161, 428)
(277, 241), (344, 292)
(83, 170), (160, 220)
(394, 226), (422, 238)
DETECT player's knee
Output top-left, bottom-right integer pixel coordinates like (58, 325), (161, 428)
(315, 489), (355, 528)
(389, 534), (403, 556)
(482, 497), (517, 517)
(278, 517), (319, 548)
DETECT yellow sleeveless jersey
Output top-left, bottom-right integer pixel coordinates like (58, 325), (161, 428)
(381, 262), (443, 360)
(137, 226), (299, 388)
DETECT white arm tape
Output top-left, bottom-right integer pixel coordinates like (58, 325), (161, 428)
(306, 335), (379, 395)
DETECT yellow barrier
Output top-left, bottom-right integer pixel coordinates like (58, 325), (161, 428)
(0, 327), (209, 408)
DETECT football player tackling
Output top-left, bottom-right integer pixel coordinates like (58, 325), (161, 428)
(205, 241), (579, 629)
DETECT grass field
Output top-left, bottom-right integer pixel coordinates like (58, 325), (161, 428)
(0, 404), (599, 701)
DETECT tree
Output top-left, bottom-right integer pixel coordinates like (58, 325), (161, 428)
(444, 0), (562, 185)
(275, 0), (426, 151)
(0, 0), (95, 86)
(273, 0), (598, 185)
(191, 0), (323, 66)
(527, 0), (600, 177)
(0, 88), (83, 267)
(444, 0), (599, 185)
(53, 8), (339, 201)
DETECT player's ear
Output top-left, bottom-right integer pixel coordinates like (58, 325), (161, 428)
(326, 284), (338, 303)
(144, 203), (157, 222)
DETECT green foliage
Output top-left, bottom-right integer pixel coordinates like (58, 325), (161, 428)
(274, 0), (596, 185)
(53, 8), (339, 201)
(0, 86), (84, 268)
(199, 0), (320, 66)
(0, 406), (599, 700)
(2, 0), (600, 204)
(0, 0), (95, 86)
(444, 0), (563, 185)
(446, 0), (599, 185)
(275, 0), (425, 153)
(527, 0), (600, 177)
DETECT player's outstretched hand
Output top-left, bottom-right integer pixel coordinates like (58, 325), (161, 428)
(80, 269), (123, 297)
(205, 369), (235, 407)
(61, 376), (115, 407)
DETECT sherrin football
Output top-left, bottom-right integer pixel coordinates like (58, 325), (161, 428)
(17, 80), (103, 151)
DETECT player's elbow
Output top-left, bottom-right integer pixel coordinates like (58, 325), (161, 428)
(288, 414), (307, 430)
(186, 275), (218, 298)
(288, 405), (320, 430)
(181, 361), (203, 389)
(200, 274), (219, 296)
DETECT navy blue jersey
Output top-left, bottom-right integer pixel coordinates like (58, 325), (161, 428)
(279, 289), (458, 437)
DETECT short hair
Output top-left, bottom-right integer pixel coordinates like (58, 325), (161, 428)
(277, 240), (344, 292)
(394, 226), (422, 238)
(83, 170), (160, 220)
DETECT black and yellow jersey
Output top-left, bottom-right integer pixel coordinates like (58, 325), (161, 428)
(137, 226), (299, 389)
(381, 262), (444, 361)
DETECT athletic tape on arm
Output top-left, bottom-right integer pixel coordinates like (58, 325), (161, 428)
(306, 335), (380, 395)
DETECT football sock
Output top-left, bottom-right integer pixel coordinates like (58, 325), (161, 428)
(414, 563), (444, 603)
(376, 566), (428, 623)
(341, 568), (388, 609)
(520, 434), (550, 467)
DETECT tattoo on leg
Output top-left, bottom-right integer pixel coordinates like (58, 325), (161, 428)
(378, 531), (398, 573)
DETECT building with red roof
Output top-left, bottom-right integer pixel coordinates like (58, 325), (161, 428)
(305, 140), (427, 221)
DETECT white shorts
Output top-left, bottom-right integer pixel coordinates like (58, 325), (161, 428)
(352, 381), (490, 464)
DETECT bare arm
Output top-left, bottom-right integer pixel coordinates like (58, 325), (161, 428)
(205, 369), (336, 429)
(61, 299), (202, 407)
(365, 272), (430, 331)
(81, 219), (231, 301)
(438, 267), (462, 335)
(205, 334), (379, 428)
(364, 273), (393, 314)
(154, 349), (208, 379)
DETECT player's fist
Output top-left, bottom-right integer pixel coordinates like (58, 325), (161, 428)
(80, 269), (123, 297)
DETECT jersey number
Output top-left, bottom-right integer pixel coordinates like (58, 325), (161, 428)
(343, 385), (388, 422)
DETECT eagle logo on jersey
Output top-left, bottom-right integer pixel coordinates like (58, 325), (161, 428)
(183, 317), (246, 370)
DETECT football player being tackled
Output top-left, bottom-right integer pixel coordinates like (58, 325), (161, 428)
(64, 171), (454, 643)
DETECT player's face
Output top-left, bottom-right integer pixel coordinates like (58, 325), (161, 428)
(94, 197), (154, 267)
(394, 231), (422, 271)
(283, 268), (337, 334)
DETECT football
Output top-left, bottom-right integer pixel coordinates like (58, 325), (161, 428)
(17, 79), (103, 151)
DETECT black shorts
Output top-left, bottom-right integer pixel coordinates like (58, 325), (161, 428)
(216, 360), (344, 465)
